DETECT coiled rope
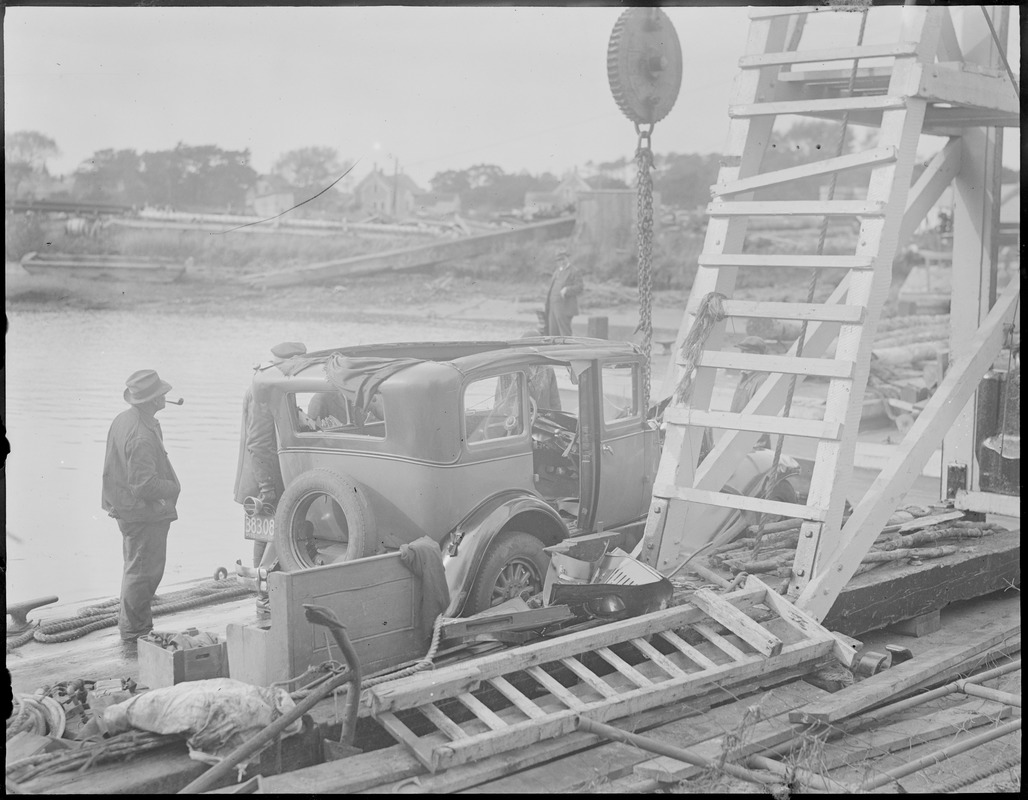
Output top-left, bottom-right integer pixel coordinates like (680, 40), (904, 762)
(7, 580), (254, 648)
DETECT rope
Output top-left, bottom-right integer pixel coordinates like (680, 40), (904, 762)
(15, 582), (254, 647)
(979, 6), (1020, 103)
(673, 292), (728, 405)
(750, 7), (869, 559)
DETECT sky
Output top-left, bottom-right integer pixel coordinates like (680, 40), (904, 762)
(3, 5), (1020, 190)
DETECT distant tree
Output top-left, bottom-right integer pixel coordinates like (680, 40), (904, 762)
(140, 143), (257, 210)
(74, 148), (145, 204)
(654, 152), (722, 209)
(5, 130), (60, 199)
(587, 175), (630, 190)
(272, 146), (352, 199)
(429, 169), (471, 196)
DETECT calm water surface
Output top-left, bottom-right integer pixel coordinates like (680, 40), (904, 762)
(5, 308), (522, 605)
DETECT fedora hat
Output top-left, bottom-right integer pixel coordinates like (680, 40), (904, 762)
(124, 369), (172, 405)
(737, 336), (768, 354)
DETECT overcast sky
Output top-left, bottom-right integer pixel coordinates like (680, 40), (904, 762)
(4, 5), (1020, 189)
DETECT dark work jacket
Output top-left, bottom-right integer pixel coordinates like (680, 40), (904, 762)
(544, 264), (585, 333)
(102, 406), (180, 523)
(233, 385), (282, 504)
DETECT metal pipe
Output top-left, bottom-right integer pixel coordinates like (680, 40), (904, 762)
(858, 717), (1022, 792)
(177, 606), (360, 794)
(746, 753), (853, 793)
(575, 716), (784, 788)
(760, 658), (1021, 759)
(958, 682), (1021, 707)
(303, 604), (363, 745)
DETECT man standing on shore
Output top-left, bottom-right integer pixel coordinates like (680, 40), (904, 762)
(102, 369), (180, 645)
(544, 247), (584, 336)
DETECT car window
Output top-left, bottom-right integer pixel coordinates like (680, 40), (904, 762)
(291, 391), (385, 439)
(601, 363), (640, 424)
(465, 372), (525, 444)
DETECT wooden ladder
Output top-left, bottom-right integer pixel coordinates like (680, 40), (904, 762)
(368, 576), (849, 772)
(637, 5), (974, 606)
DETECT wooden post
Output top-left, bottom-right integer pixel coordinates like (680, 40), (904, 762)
(942, 5), (1008, 498)
(587, 316), (609, 339)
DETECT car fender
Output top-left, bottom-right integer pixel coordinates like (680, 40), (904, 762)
(442, 490), (568, 617)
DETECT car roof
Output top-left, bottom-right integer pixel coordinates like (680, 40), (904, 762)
(273, 337), (642, 378)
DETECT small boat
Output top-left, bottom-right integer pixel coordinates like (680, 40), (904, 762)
(20, 251), (187, 283)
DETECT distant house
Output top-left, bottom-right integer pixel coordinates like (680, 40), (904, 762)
(247, 176), (295, 218)
(355, 168), (423, 218)
(413, 191), (461, 216)
(523, 171), (591, 215)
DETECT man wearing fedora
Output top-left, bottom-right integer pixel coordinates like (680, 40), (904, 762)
(544, 247), (584, 337)
(102, 369), (181, 644)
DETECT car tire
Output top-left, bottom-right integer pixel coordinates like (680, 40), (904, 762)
(465, 531), (549, 615)
(273, 469), (375, 572)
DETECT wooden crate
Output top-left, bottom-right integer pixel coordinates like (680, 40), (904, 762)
(138, 638), (228, 688)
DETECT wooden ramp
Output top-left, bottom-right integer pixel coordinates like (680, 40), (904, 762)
(245, 216), (574, 288)
(368, 576), (852, 773)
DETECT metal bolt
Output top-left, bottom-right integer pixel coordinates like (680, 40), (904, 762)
(795, 569), (805, 577)
(837, 564), (843, 571)
(805, 530), (814, 538)
(653, 505), (662, 514)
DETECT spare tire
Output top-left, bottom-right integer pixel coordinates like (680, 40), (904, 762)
(273, 469), (376, 572)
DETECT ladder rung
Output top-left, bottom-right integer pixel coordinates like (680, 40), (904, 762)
(665, 408), (842, 441)
(707, 200), (885, 217)
(560, 657), (620, 699)
(740, 42), (918, 69)
(731, 95), (907, 118)
(722, 300), (865, 324)
(595, 646), (653, 688)
(631, 637), (691, 679)
(457, 692), (508, 731)
(714, 147), (897, 197)
(375, 711), (436, 768)
(488, 676), (547, 719)
(691, 589), (784, 657)
(653, 484), (827, 522)
(421, 702), (472, 740)
(691, 622), (751, 662)
(526, 666), (587, 710)
(658, 630), (719, 670)
(698, 254), (874, 270)
(694, 350), (854, 379)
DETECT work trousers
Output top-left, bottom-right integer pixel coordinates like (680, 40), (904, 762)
(548, 308), (575, 337)
(118, 519), (171, 640)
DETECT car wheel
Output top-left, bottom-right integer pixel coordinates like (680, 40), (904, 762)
(465, 531), (549, 615)
(273, 469), (375, 572)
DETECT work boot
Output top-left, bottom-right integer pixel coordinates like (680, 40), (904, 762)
(255, 594), (271, 619)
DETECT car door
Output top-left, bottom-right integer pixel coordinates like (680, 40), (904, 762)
(592, 360), (654, 529)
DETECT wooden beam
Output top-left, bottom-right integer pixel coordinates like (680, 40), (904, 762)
(730, 95), (907, 118)
(739, 43), (918, 69)
(896, 137), (962, 253)
(707, 200), (886, 217)
(789, 618), (1021, 724)
(798, 279), (1020, 620)
(715, 147), (896, 197)
(246, 216), (575, 287)
(666, 408), (841, 441)
(694, 350), (853, 379)
(654, 485), (826, 522)
(918, 63), (1019, 115)
(721, 300), (865, 323)
(698, 254), (873, 270)
(954, 490), (1021, 517)
(691, 588), (784, 657)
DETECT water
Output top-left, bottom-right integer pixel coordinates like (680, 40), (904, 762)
(5, 308), (523, 606)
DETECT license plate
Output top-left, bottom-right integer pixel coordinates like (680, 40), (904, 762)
(243, 515), (275, 542)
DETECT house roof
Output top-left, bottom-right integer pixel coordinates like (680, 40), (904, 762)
(357, 169), (422, 194)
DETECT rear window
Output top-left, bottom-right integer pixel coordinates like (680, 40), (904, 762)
(464, 373), (525, 444)
(290, 391), (385, 439)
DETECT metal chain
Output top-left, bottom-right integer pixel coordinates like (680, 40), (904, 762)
(635, 122), (655, 412)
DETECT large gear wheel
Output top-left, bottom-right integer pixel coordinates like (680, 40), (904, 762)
(607, 7), (683, 126)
